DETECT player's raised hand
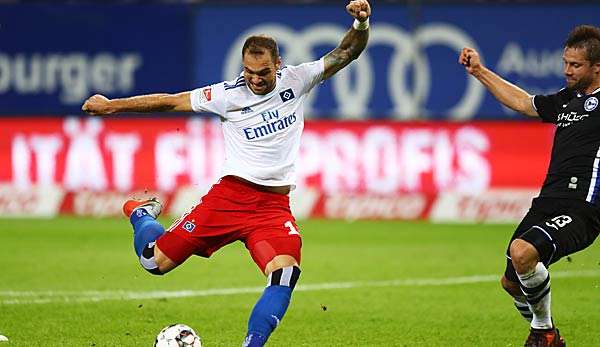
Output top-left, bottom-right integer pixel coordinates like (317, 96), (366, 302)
(459, 47), (483, 76)
(82, 94), (113, 115)
(346, 0), (371, 22)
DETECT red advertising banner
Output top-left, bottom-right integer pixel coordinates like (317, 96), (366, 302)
(300, 120), (553, 194)
(0, 117), (554, 220)
(0, 117), (223, 192)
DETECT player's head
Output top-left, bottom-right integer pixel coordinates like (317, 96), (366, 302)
(563, 25), (600, 92)
(242, 35), (282, 95)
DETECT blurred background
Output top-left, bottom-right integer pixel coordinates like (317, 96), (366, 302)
(0, 0), (596, 223)
(4, 3), (600, 345)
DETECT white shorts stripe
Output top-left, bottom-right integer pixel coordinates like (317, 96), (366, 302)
(586, 146), (600, 202)
(531, 225), (553, 242)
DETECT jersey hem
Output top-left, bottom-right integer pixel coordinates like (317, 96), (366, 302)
(536, 194), (599, 207)
(220, 171), (297, 189)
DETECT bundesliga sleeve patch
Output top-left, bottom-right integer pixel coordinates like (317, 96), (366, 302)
(200, 87), (212, 103)
(279, 88), (295, 103)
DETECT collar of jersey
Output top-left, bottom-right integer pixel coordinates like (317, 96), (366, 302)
(575, 86), (600, 97)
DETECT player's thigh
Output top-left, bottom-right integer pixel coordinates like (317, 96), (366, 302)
(504, 199), (554, 281)
(156, 204), (240, 266)
(543, 209), (600, 262)
(264, 254), (299, 275)
(154, 244), (179, 273)
(505, 200), (553, 256)
(246, 235), (302, 274)
(245, 199), (303, 273)
(519, 208), (599, 266)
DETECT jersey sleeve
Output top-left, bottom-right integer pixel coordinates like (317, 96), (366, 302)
(532, 88), (572, 124)
(190, 82), (227, 115)
(286, 59), (325, 94)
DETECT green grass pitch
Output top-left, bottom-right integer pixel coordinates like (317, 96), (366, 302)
(1, 217), (599, 346)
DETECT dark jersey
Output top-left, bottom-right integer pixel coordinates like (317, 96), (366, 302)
(533, 87), (600, 205)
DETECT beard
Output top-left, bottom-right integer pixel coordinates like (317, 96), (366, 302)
(567, 74), (594, 92)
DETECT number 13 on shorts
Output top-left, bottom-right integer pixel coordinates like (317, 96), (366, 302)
(284, 221), (300, 235)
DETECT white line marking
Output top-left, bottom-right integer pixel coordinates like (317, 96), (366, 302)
(1, 270), (598, 305)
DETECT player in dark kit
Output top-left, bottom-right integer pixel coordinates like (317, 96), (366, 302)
(459, 25), (600, 347)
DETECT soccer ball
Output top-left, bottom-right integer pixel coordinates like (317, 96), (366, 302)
(154, 324), (202, 347)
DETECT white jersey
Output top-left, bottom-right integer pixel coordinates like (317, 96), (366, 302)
(190, 59), (324, 187)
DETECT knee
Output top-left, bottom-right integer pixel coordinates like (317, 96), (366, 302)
(139, 244), (177, 275)
(264, 255), (299, 276)
(500, 276), (522, 297)
(509, 239), (539, 273)
(154, 247), (178, 274)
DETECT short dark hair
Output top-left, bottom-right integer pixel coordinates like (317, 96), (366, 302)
(565, 25), (600, 64)
(242, 35), (279, 62)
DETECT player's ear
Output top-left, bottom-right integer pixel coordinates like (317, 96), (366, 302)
(275, 56), (282, 70)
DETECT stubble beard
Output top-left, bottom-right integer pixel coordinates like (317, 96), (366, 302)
(568, 75), (594, 93)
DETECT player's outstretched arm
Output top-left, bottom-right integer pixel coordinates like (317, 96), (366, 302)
(81, 92), (192, 116)
(459, 47), (538, 117)
(322, 0), (371, 80)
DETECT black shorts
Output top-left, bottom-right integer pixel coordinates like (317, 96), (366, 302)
(504, 197), (600, 282)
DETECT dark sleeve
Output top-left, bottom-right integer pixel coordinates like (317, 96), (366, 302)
(532, 88), (573, 124)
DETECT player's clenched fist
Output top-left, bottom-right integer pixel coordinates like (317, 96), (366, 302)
(459, 47), (484, 76)
(346, 0), (371, 22)
(82, 94), (113, 115)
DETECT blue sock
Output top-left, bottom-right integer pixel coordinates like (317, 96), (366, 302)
(130, 210), (165, 257)
(244, 286), (292, 347)
(243, 266), (301, 347)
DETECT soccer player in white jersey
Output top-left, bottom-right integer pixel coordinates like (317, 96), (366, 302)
(82, 1), (371, 346)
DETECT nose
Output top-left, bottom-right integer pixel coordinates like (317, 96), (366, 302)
(250, 76), (263, 85)
(564, 65), (573, 76)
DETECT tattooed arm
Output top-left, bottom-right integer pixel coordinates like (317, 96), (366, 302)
(323, 0), (371, 80)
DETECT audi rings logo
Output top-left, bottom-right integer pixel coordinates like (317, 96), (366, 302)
(225, 23), (484, 120)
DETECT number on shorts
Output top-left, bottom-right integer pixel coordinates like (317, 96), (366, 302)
(545, 215), (573, 230)
(284, 221), (299, 235)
